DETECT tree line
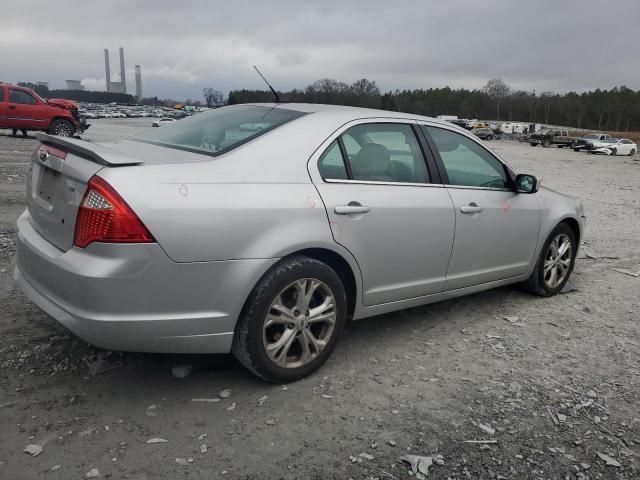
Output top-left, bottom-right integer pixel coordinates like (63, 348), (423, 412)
(226, 78), (640, 132)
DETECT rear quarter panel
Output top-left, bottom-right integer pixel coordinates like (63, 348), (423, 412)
(97, 113), (358, 263)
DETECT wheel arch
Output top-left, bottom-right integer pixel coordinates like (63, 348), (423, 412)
(559, 216), (581, 245)
(288, 247), (358, 319)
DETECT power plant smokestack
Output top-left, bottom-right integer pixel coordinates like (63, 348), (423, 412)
(135, 65), (142, 102)
(119, 47), (126, 94)
(104, 49), (111, 92)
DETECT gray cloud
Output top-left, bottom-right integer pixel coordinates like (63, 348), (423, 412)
(2, 0), (638, 99)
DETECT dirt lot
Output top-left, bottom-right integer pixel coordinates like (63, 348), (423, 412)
(0, 120), (639, 480)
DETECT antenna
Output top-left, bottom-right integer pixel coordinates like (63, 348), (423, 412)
(253, 65), (280, 103)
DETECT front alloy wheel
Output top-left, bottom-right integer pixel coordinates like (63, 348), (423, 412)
(521, 223), (577, 296)
(263, 279), (336, 369)
(543, 233), (572, 289)
(50, 119), (75, 137)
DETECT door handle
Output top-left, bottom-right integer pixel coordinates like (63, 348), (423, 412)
(335, 204), (370, 215)
(460, 203), (483, 214)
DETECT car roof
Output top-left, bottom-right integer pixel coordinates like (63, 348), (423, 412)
(243, 102), (453, 127)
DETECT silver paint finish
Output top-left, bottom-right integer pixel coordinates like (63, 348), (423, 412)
(443, 187), (541, 290)
(316, 182), (455, 305)
(15, 103), (585, 354)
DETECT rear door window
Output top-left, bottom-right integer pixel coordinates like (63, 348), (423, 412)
(0, 87), (4, 102)
(318, 141), (348, 179)
(340, 123), (430, 183)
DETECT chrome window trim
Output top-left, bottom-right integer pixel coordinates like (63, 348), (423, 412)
(444, 184), (514, 192)
(324, 178), (445, 188)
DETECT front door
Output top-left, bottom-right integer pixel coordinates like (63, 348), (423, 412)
(421, 124), (541, 290)
(7, 88), (49, 130)
(313, 122), (455, 306)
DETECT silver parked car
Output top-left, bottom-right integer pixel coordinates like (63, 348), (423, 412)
(14, 104), (586, 382)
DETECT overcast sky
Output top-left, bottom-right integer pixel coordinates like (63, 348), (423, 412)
(2, 0), (639, 100)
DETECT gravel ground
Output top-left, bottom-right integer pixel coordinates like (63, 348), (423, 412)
(0, 120), (639, 480)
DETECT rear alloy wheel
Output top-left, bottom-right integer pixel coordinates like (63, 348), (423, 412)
(49, 119), (75, 137)
(232, 256), (346, 383)
(521, 223), (576, 296)
(486, 135), (494, 141)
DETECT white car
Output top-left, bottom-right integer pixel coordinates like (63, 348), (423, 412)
(590, 138), (637, 156)
(152, 118), (176, 127)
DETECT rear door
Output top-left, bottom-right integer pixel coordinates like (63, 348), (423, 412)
(619, 140), (633, 155)
(311, 120), (456, 306)
(8, 88), (49, 130)
(421, 124), (541, 290)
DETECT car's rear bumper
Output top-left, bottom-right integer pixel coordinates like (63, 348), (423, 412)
(13, 210), (277, 353)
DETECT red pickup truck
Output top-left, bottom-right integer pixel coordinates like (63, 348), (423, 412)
(0, 83), (88, 137)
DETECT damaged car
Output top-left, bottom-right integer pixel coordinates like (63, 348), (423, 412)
(589, 138), (637, 156)
(13, 103), (586, 382)
(0, 83), (89, 137)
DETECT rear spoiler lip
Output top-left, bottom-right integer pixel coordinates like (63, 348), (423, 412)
(35, 132), (143, 166)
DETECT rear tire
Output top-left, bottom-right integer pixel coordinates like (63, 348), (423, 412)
(630, 149), (636, 157)
(486, 135), (494, 141)
(49, 119), (75, 137)
(521, 223), (577, 297)
(232, 255), (347, 383)
(530, 143), (537, 147)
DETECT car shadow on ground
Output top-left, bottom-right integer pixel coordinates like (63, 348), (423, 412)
(58, 284), (537, 392)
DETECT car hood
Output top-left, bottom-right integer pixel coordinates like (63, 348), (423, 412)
(47, 98), (78, 110)
(539, 185), (582, 203)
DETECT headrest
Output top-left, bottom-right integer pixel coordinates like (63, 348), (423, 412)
(350, 143), (391, 175)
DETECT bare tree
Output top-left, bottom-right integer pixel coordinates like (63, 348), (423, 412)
(203, 87), (223, 108)
(540, 92), (555, 124)
(483, 78), (510, 120)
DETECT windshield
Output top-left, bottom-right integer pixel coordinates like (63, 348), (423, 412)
(134, 105), (307, 157)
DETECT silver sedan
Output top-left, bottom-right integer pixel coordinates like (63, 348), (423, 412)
(13, 104), (586, 382)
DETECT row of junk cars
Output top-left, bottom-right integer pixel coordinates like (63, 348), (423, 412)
(77, 103), (206, 120)
(443, 118), (636, 157)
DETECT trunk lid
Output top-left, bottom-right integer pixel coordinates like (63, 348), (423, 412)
(27, 134), (144, 252)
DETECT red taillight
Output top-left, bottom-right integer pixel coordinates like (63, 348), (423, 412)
(74, 176), (154, 248)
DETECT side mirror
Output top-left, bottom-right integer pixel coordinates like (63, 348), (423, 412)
(516, 173), (538, 194)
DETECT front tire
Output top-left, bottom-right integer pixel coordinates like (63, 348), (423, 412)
(609, 148), (617, 156)
(521, 223), (577, 297)
(49, 119), (75, 137)
(232, 256), (347, 383)
(630, 149), (636, 157)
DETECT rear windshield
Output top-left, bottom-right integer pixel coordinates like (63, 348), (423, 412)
(133, 105), (306, 157)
